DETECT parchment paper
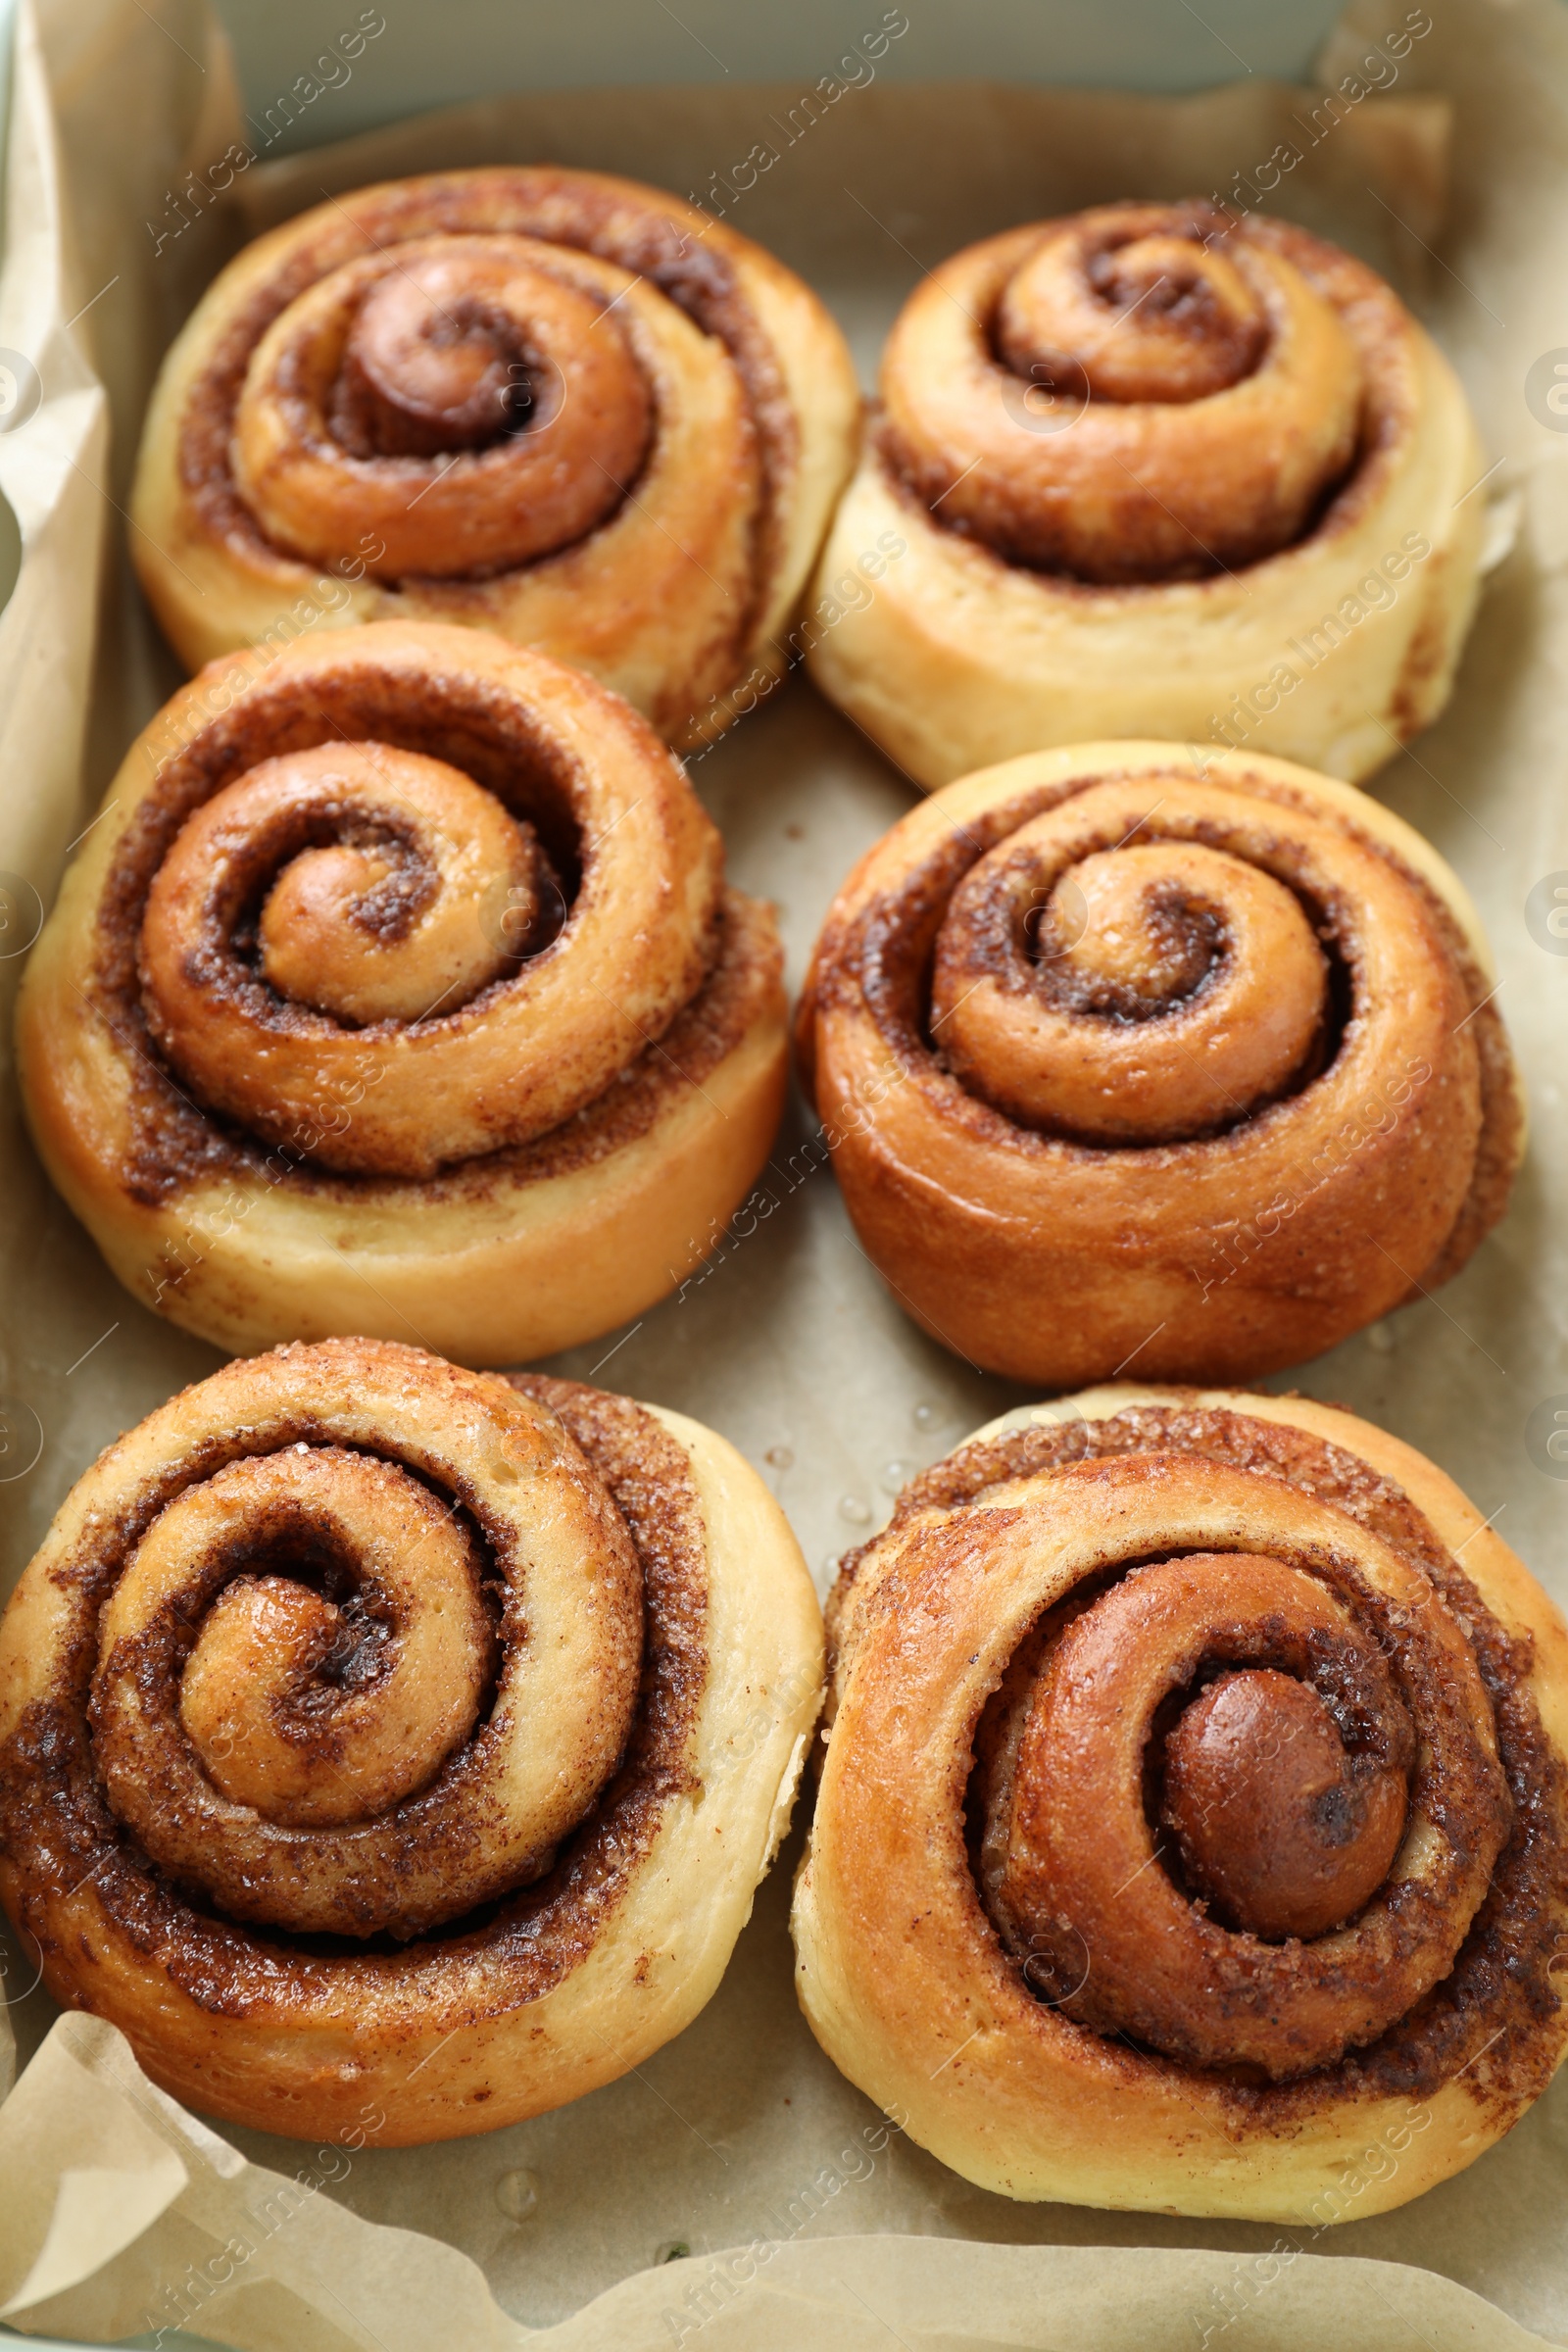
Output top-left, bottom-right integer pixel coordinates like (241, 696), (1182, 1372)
(3, 0), (1568, 2344)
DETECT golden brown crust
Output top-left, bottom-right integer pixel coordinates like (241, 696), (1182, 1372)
(882, 203), (1364, 584)
(0, 1340), (823, 2143)
(807, 204), (1486, 789)
(793, 1386), (1568, 2220)
(130, 167), (861, 748)
(798, 740), (1522, 1388)
(18, 621), (788, 1362)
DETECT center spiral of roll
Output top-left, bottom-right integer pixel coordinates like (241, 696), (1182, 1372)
(172, 1447), (494, 1829)
(1161, 1660), (1410, 1944)
(998, 227), (1269, 405)
(233, 235), (655, 580)
(126, 635), (724, 1179)
(881, 201), (1364, 583)
(84, 1347), (645, 1940)
(985, 1548), (1428, 2076)
(146, 739), (546, 1044)
(949, 1440), (1515, 2082)
(928, 782), (1332, 1144)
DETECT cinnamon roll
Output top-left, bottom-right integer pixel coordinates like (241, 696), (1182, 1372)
(798, 740), (1521, 1387)
(0, 1339), (823, 2142)
(18, 621), (787, 1361)
(794, 1386), (1568, 2220)
(808, 202), (1487, 788)
(130, 167), (859, 748)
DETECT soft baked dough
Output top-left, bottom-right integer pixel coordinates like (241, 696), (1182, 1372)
(19, 621), (788, 1362)
(798, 740), (1523, 1387)
(793, 1385), (1568, 2221)
(808, 205), (1486, 788)
(0, 1341), (825, 2143)
(131, 167), (861, 749)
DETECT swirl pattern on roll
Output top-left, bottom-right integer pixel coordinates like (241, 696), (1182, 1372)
(798, 741), (1522, 1387)
(793, 1389), (1568, 2220)
(883, 201), (1363, 585)
(806, 201), (1488, 791)
(135, 701), (711, 1182)
(232, 238), (656, 581)
(18, 622), (788, 1361)
(0, 1340), (823, 2142)
(130, 167), (860, 744)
